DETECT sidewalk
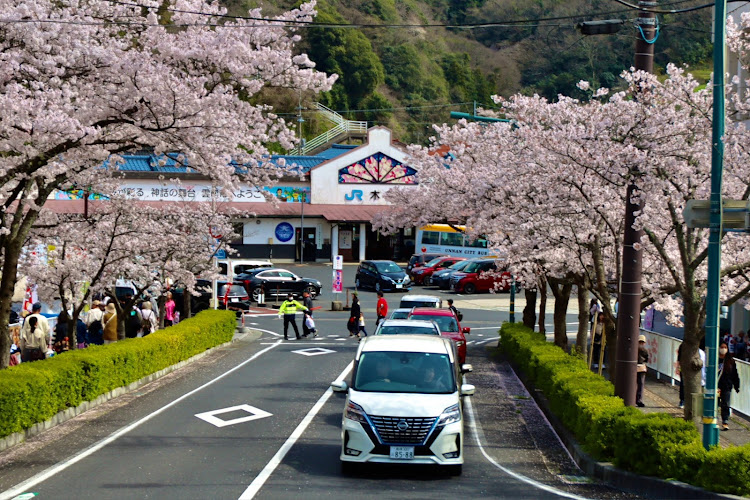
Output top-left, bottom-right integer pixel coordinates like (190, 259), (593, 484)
(640, 373), (750, 447)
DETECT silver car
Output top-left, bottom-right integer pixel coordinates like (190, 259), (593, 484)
(373, 319), (440, 336)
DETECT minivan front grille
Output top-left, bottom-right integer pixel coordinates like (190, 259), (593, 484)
(369, 416), (437, 444)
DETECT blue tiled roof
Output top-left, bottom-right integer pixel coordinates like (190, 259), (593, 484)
(116, 145), (353, 174)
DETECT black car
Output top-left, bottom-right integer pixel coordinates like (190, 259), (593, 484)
(355, 260), (411, 293)
(430, 258), (476, 290)
(236, 268), (322, 302)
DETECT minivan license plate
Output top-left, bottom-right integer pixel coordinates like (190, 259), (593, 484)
(396, 284), (403, 289)
(390, 446), (414, 459)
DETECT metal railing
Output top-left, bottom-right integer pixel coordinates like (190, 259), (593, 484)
(641, 328), (749, 417)
(291, 103), (367, 155)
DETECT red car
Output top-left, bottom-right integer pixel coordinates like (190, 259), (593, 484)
(408, 307), (470, 364)
(410, 256), (466, 285)
(450, 259), (512, 294)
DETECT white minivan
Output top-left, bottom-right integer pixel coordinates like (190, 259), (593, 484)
(331, 335), (474, 475)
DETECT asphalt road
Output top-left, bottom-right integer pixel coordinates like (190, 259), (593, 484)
(0, 266), (643, 500)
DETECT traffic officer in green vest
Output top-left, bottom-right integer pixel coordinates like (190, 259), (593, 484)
(278, 293), (308, 340)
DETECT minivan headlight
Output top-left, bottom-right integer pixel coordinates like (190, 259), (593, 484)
(345, 401), (367, 423)
(437, 404), (461, 426)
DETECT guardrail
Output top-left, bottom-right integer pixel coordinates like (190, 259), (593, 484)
(641, 328), (749, 418)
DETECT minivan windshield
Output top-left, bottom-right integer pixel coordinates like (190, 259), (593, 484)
(375, 261), (403, 273)
(353, 351), (455, 394)
(449, 260), (473, 271)
(463, 261), (493, 273)
(376, 325), (439, 335)
(400, 298), (440, 308)
(411, 314), (458, 332)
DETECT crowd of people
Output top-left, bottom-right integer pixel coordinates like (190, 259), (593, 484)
(10, 293), (173, 365)
(723, 330), (748, 361)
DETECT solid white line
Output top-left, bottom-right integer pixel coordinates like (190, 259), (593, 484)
(238, 361), (354, 499)
(464, 395), (589, 500)
(0, 341), (283, 500)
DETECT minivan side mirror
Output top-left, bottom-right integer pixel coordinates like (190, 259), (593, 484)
(460, 384), (475, 396)
(462, 327), (471, 334)
(460, 364), (473, 374)
(331, 381), (349, 393)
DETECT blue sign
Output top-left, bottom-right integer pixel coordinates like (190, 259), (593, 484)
(275, 222), (295, 242)
(215, 249), (227, 259)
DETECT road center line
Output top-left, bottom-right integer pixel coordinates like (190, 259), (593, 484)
(0, 341), (283, 500)
(238, 361), (354, 500)
(464, 395), (589, 500)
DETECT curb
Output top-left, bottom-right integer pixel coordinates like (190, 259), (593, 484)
(502, 352), (742, 500)
(0, 333), (245, 454)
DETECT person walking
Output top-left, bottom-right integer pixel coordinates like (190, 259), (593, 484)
(278, 293), (308, 340)
(164, 291), (176, 327)
(124, 299), (143, 339)
(20, 303), (50, 361)
(348, 294), (361, 337)
(20, 316), (49, 362)
(357, 312), (368, 340)
(735, 331), (747, 361)
(447, 298), (462, 321)
(589, 298), (600, 326)
(376, 291), (388, 326)
(140, 302), (157, 336)
(301, 291), (314, 337)
(636, 334), (649, 407)
(718, 341), (741, 430)
(102, 303), (118, 344)
(591, 312), (605, 368)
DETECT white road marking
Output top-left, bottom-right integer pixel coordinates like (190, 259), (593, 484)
(238, 361), (354, 499)
(195, 405), (272, 428)
(464, 395), (589, 500)
(0, 341), (283, 500)
(292, 348), (336, 356)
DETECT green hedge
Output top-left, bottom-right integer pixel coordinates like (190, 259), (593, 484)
(0, 310), (236, 439)
(500, 322), (750, 496)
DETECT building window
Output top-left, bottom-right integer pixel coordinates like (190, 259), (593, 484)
(338, 153), (418, 184)
(230, 222), (244, 244)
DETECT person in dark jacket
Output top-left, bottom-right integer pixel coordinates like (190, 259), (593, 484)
(301, 291), (314, 337)
(718, 342), (741, 430)
(348, 294), (361, 337)
(636, 335), (649, 407)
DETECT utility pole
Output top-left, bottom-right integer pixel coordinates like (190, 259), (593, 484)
(613, 0), (656, 406)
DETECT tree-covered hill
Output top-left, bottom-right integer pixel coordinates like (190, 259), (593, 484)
(227, 0), (713, 145)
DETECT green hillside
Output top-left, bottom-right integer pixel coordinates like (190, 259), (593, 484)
(227, 0), (713, 145)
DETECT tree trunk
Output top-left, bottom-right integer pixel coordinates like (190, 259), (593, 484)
(681, 305), (705, 421)
(549, 277), (573, 349)
(0, 237), (24, 369)
(576, 283), (589, 358)
(523, 289), (537, 330)
(538, 274), (547, 336)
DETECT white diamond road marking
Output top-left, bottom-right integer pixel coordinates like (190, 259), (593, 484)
(292, 347), (336, 356)
(195, 404), (272, 428)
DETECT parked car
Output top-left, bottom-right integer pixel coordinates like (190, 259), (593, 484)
(331, 335), (474, 476)
(355, 260), (410, 293)
(388, 308), (413, 320)
(411, 256), (466, 285)
(399, 295), (442, 309)
(406, 253), (446, 276)
(450, 259), (512, 294)
(217, 259), (273, 280)
(430, 259), (476, 290)
(373, 319), (441, 336)
(236, 268), (321, 302)
(408, 307), (470, 364)
(188, 280), (251, 315)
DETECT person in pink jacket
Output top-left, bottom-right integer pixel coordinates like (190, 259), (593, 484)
(164, 291), (176, 327)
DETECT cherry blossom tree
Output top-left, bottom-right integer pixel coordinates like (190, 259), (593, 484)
(0, 0), (335, 367)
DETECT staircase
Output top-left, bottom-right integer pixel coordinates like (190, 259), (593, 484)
(292, 103), (368, 156)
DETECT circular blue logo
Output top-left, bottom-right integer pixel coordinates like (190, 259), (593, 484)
(275, 222), (294, 242)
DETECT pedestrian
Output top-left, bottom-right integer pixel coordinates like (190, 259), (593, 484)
(54, 310), (69, 343)
(358, 312), (368, 340)
(87, 301), (105, 345)
(75, 316), (88, 348)
(718, 341), (741, 431)
(140, 302), (157, 336)
(164, 291), (176, 327)
(376, 291), (388, 326)
(301, 290), (314, 337)
(20, 303), (50, 361)
(735, 331), (747, 361)
(589, 298), (600, 325)
(20, 316), (49, 362)
(636, 334), (649, 407)
(348, 294), (361, 337)
(123, 297), (142, 339)
(591, 312), (605, 368)
(278, 293), (308, 340)
(447, 298), (462, 321)
(102, 303), (118, 344)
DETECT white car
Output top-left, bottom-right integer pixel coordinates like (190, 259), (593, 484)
(331, 335), (474, 475)
(399, 294), (442, 309)
(387, 308), (413, 320)
(373, 319), (440, 336)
